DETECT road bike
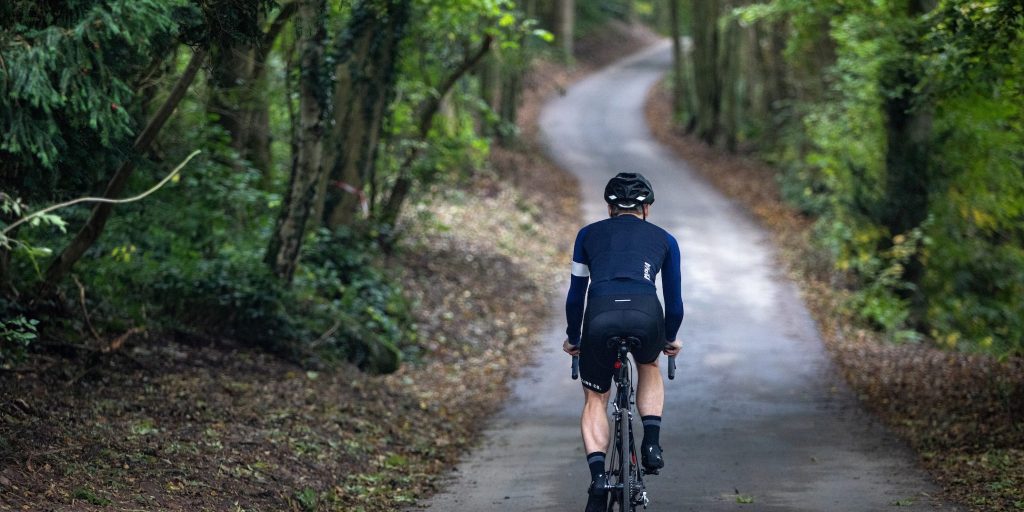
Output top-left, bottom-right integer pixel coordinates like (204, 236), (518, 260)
(572, 337), (676, 511)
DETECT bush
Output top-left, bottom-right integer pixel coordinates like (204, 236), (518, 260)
(296, 226), (415, 373)
(27, 140), (414, 372)
(0, 312), (38, 367)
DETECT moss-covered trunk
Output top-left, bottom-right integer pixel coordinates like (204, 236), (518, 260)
(265, 0), (327, 283)
(691, 0), (722, 145)
(319, 0), (411, 229)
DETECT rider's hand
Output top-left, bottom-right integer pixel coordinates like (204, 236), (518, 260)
(563, 338), (580, 356)
(663, 340), (682, 356)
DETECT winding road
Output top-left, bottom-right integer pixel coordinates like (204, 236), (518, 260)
(416, 42), (958, 511)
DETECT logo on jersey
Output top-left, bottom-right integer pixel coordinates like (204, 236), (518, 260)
(643, 261), (652, 281)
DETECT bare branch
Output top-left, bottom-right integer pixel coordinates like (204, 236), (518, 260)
(3, 150), (201, 236)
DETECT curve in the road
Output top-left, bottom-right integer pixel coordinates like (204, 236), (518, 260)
(416, 42), (958, 512)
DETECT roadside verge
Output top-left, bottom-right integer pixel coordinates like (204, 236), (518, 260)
(645, 79), (1023, 511)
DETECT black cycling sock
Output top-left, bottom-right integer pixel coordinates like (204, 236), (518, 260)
(587, 451), (606, 479)
(642, 415), (661, 447)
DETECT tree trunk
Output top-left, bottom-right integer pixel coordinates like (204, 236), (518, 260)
(209, 3), (296, 180)
(250, 2), (298, 186)
(718, 15), (741, 151)
(557, 0), (574, 62)
(0, 233), (11, 297)
(879, 0), (935, 305)
(495, 0), (534, 147)
(748, 19), (792, 148)
(478, 52), (502, 137)
(265, 0), (327, 283)
(669, 0), (685, 119)
(691, 0), (722, 144)
(208, 40), (258, 163)
(40, 47), (208, 294)
(497, 65), (522, 146)
(319, 0), (411, 229)
(878, 0), (933, 237)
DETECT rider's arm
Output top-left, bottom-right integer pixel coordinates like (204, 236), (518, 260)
(662, 232), (684, 341)
(565, 227), (590, 346)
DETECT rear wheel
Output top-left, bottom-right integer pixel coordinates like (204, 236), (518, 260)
(609, 407), (634, 511)
(621, 410), (636, 512)
(605, 413), (626, 511)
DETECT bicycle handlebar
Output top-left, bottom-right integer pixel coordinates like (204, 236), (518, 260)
(569, 353), (674, 380)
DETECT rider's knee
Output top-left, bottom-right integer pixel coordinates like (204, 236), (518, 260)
(583, 387), (610, 404)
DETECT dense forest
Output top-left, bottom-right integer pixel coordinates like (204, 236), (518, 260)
(0, 0), (594, 372)
(4, 0), (1020, 370)
(662, 0), (1023, 357)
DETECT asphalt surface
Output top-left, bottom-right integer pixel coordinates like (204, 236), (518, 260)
(416, 42), (958, 512)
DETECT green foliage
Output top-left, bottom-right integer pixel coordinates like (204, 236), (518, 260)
(921, 77), (1024, 353)
(1, 193), (69, 279)
(371, 0), (527, 211)
(576, 0), (633, 36)
(842, 225), (926, 342)
(296, 226), (415, 372)
(72, 486), (111, 506)
(294, 487), (319, 512)
(7, 107), (415, 371)
(72, 135), (294, 347)
(77, 144), (405, 371)
(737, 0), (1024, 355)
(0, 313), (39, 366)
(1, 0), (192, 198)
(1, 0), (538, 374)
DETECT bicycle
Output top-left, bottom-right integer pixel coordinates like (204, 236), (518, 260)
(572, 337), (676, 511)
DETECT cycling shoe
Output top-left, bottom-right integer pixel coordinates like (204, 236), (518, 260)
(641, 444), (664, 474)
(585, 473), (608, 512)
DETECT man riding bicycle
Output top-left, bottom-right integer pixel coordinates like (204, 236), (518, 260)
(562, 172), (684, 512)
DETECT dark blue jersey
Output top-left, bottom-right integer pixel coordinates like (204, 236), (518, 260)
(565, 215), (684, 345)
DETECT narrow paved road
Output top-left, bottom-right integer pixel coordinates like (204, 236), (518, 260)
(417, 43), (958, 511)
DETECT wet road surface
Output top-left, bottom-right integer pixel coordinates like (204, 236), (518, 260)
(415, 42), (958, 512)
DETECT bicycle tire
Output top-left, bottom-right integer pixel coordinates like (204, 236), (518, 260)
(611, 371), (639, 511)
(606, 418), (625, 511)
(622, 402), (634, 511)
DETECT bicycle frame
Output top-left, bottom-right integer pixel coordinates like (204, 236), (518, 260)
(604, 336), (648, 511)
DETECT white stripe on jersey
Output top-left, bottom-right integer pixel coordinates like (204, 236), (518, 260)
(571, 261), (590, 277)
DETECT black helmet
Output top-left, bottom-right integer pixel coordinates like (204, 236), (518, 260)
(604, 172), (654, 208)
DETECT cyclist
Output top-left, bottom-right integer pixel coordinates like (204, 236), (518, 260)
(562, 172), (684, 512)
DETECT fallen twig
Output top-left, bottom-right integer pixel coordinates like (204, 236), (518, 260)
(72, 274), (101, 342)
(312, 319), (342, 347)
(103, 326), (145, 353)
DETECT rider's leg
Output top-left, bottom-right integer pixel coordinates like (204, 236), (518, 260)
(636, 360), (666, 471)
(582, 387), (611, 511)
(581, 387), (611, 454)
(635, 360), (663, 417)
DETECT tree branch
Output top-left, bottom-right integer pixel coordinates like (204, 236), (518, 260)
(380, 35), (494, 227)
(39, 47), (208, 294)
(254, 2), (298, 78)
(413, 35), (494, 137)
(3, 151), (200, 236)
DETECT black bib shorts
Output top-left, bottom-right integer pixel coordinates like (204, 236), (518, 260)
(579, 294), (665, 393)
